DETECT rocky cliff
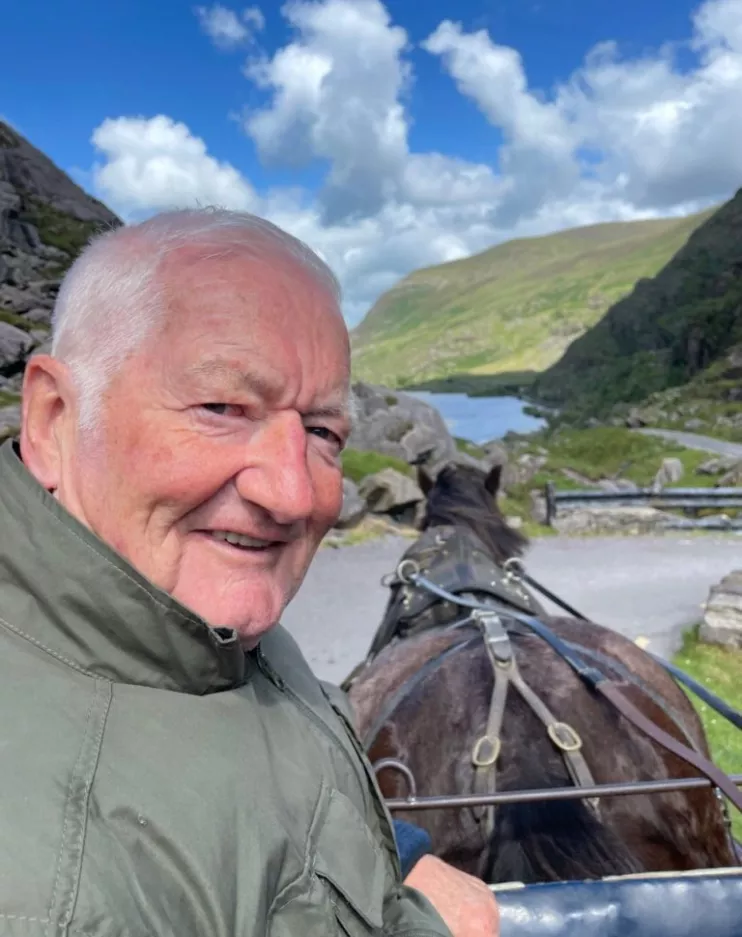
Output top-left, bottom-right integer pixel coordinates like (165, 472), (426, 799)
(0, 120), (121, 436)
(533, 188), (742, 422)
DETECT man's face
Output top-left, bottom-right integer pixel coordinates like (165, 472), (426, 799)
(61, 247), (351, 643)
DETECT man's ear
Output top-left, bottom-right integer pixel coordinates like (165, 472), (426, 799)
(19, 354), (78, 491)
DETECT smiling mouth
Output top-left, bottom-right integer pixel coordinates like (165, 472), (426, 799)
(203, 530), (281, 551)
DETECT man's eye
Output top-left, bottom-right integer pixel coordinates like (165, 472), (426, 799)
(202, 403), (242, 417)
(308, 426), (342, 446)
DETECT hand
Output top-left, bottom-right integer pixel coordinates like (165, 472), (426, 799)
(404, 854), (500, 937)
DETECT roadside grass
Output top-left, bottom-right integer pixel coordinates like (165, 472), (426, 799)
(454, 436), (489, 459)
(0, 391), (21, 407)
(339, 426), (736, 544)
(0, 308), (35, 333)
(322, 514), (417, 549)
(341, 447), (414, 484)
(501, 427), (725, 533)
(673, 625), (742, 840)
(528, 426), (714, 487)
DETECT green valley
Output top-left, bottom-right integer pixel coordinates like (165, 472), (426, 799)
(350, 209), (714, 388)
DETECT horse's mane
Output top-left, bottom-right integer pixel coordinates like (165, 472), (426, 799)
(420, 462), (528, 566)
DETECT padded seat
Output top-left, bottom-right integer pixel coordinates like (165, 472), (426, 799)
(493, 868), (742, 937)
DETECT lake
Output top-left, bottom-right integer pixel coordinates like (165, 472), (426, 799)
(407, 391), (546, 444)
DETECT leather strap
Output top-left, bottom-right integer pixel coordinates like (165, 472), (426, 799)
(471, 654), (511, 835)
(508, 660), (597, 802)
(502, 609), (742, 815)
(597, 682), (742, 814)
(472, 612), (598, 839)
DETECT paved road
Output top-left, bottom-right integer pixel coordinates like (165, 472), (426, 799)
(281, 533), (741, 685)
(637, 428), (742, 459)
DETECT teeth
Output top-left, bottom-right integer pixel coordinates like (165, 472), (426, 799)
(210, 531), (273, 549)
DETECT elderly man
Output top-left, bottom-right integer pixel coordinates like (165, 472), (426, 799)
(0, 208), (499, 936)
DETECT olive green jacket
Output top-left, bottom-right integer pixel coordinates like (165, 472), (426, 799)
(0, 440), (451, 937)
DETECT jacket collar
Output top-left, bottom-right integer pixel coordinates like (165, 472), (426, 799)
(0, 440), (250, 694)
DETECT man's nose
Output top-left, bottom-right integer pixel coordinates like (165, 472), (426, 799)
(235, 411), (314, 524)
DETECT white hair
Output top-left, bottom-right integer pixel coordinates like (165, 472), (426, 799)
(50, 207), (343, 432)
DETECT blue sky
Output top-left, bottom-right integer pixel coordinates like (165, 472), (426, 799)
(5, 0), (742, 324)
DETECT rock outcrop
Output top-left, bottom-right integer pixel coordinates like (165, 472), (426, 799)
(0, 119), (122, 434)
(700, 570), (742, 649)
(348, 382), (458, 469)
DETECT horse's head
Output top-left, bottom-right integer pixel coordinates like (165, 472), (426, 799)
(416, 460), (528, 565)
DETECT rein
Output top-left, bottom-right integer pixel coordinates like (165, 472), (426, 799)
(502, 557), (591, 621)
(507, 557), (742, 735)
(403, 569), (742, 816)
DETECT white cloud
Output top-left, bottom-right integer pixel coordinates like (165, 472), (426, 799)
(243, 0), (413, 223)
(91, 116), (259, 214)
(89, 0), (742, 328)
(426, 0), (742, 214)
(195, 4), (264, 49)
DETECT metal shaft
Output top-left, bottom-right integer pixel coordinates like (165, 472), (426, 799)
(385, 774), (742, 811)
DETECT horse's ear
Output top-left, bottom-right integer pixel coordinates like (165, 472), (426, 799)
(484, 463), (503, 498)
(417, 465), (435, 496)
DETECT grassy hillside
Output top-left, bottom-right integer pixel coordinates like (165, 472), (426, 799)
(534, 188), (742, 420)
(351, 210), (713, 388)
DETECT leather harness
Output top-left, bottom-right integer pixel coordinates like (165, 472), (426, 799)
(357, 526), (601, 841)
(352, 523), (742, 847)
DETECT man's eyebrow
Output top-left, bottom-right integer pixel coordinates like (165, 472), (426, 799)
(187, 359), (351, 421)
(305, 403), (351, 423)
(187, 359), (282, 397)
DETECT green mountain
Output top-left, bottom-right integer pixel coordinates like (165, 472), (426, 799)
(350, 210), (714, 388)
(533, 188), (742, 421)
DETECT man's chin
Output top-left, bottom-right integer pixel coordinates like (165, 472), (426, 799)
(173, 586), (287, 644)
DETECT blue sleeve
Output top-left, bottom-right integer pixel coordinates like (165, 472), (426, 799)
(392, 819), (433, 878)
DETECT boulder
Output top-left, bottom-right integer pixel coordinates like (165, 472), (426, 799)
(625, 408), (647, 428)
(28, 337), (52, 358)
(652, 457), (683, 490)
(482, 440), (508, 467)
(0, 283), (41, 313)
(0, 404), (20, 439)
(348, 382), (457, 468)
(503, 452), (547, 491)
(358, 468), (424, 525)
(23, 306), (53, 325)
(696, 457), (737, 476)
(596, 478), (639, 493)
(0, 321), (35, 374)
(699, 570), (742, 649)
(553, 506), (673, 536)
(717, 461), (742, 487)
(334, 479), (367, 530)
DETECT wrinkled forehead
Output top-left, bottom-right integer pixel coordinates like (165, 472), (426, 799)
(152, 243), (351, 399)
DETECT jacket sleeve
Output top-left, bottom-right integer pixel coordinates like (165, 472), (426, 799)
(382, 883), (455, 936)
(319, 680), (453, 936)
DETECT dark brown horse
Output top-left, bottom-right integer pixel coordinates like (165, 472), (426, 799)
(346, 461), (738, 885)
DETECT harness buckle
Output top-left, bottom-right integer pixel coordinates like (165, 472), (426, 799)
(547, 721), (583, 752)
(472, 734), (501, 767)
(503, 557), (525, 581)
(396, 559), (420, 585)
